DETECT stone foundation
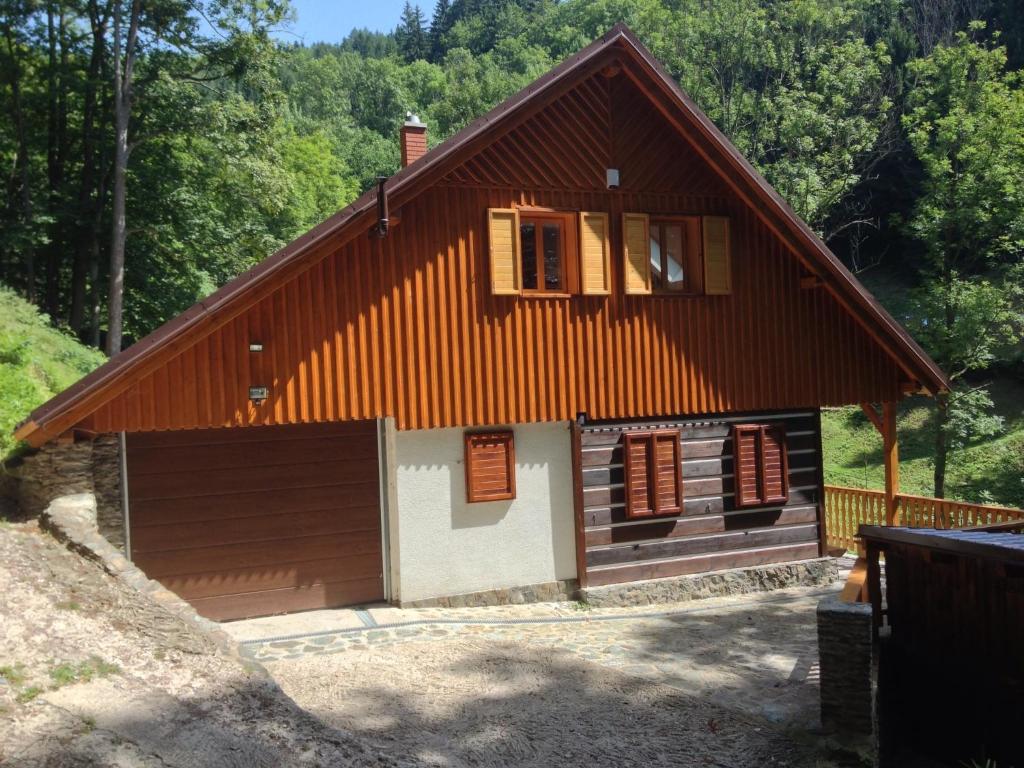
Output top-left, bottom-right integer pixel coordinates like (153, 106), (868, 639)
(577, 557), (838, 608)
(399, 579), (577, 608)
(817, 594), (876, 748)
(3, 435), (125, 550)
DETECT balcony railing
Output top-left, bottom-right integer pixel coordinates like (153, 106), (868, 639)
(824, 485), (1024, 553)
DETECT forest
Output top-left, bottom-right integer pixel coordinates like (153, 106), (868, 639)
(0, 0), (1022, 503)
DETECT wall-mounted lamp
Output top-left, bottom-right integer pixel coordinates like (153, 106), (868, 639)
(249, 386), (269, 404)
(248, 342), (264, 352)
(606, 169), (620, 189)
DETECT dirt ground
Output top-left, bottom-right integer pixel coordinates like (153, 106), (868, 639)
(265, 594), (852, 768)
(0, 520), (419, 768)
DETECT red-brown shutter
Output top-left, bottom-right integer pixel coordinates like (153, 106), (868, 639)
(760, 424), (789, 504)
(733, 424), (762, 508)
(624, 429), (682, 518)
(733, 423), (789, 507)
(465, 431), (516, 502)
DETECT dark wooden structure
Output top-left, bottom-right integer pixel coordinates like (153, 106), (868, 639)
(576, 411), (823, 587)
(861, 525), (1024, 765)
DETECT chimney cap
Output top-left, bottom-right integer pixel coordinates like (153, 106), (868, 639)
(404, 111), (425, 128)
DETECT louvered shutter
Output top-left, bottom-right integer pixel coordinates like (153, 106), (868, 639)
(733, 424), (762, 508)
(487, 208), (521, 295)
(465, 431), (516, 502)
(760, 424), (789, 504)
(703, 215), (731, 295)
(732, 423), (789, 507)
(624, 429), (682, 518)
(579, 211), (611, 295)
(653, 431), (683, 514)
(622, 213), (652, 295)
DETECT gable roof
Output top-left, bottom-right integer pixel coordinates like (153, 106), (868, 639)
(16, 24), (948, 446)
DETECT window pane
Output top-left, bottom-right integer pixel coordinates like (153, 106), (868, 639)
(649, 225), (664, 290)
(542, 222), (562, 290)
(520, 222), (537, 290)
(664, 224), (685, 290)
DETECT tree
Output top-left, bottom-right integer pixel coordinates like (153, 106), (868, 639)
(902, 25), (1024, 497)
(396, 2), (429, 63)
(429, 0), (451, 62)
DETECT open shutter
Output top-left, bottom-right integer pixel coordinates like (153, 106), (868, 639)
(465, 431), (516, 502)
(624, 429), (682, 518)
(760, 424), (789, 504)
(703, 215), (731, 295)
(622, 213), (651, 295)
(487, 208), (521, 295)
(579, 211), (611, 295)
(652, 431), (683, 515)
(733, 424), (761, 508)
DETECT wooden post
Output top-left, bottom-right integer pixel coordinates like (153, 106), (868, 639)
(882, 402), (899, 526)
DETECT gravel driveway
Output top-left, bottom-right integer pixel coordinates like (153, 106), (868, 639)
(262, 587), (842, 767)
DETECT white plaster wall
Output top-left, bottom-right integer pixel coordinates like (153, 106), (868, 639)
(392, 421), (576, 603)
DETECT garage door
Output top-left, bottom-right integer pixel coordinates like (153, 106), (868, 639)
(126, 421), (384, 621)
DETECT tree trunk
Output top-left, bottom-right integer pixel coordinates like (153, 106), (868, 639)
(70, 1), (107, 335)
(106, 0), (139, 357)
(933, 392), (949, 499)
(2, 17), (35, 302)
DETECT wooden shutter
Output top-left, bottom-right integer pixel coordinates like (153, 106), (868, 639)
(465, 431), (516, 502)
(760, 424), (789, 504)
(622, 213), (651, 295)
(703, 215), (731, 295)
(579, 211), (611, 295)
(624, 429), (682, 518)
(732, 423), (789, 507)
(487, 208), (521, 295)
(733, 424), (762, 508)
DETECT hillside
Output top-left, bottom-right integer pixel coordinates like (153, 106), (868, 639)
(0, 286), (105, 459)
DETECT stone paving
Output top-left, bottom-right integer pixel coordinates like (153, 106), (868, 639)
(242, 581), (842, 727)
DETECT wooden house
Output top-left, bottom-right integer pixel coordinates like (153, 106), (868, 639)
(16, 26), (947, 620)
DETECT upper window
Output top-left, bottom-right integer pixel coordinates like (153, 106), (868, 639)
(520, 212), (572, 293)
(649, 217), (702, 294)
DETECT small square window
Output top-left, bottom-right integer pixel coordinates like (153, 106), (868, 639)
(520, 212), (573, 294)
(465, 431), (516, 503)
(650, 217), (702, 294)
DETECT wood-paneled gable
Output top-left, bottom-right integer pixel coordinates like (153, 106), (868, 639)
(576, 411), (823, 587)
(81, 68), (902, 436)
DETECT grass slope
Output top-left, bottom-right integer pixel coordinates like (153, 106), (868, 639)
(821, 377), (1024, 509)
(0, 286), (105, 459)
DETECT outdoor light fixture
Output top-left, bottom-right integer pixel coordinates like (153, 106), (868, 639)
(248, 342), (263, 352)
(248, 386), (269, 404)
(606, 168), (620, 189)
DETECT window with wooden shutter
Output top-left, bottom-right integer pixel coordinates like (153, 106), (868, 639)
(579, 211), (611, 295)
(624, 429), (683, 518)
(732, 424), (789, 508)
(487, 208), (521, 295)
(703, 215), (731, 295)
(622, 213), (652, 294)
(465, 430), (516, 503)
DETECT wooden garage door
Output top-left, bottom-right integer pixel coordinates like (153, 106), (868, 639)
(126, 421), (383, 621)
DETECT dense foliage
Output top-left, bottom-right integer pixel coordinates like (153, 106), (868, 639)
(1, 0), (1022, 499)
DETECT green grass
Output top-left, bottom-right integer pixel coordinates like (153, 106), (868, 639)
(0, 284), (105, 459)
(48, 657), (120, 687)
(822, 377), (1024, 509)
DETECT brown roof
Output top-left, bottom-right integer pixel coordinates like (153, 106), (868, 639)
(16, 24), (948, 446)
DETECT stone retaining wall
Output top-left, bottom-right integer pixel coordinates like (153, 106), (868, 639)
(578, 557), (837, 608)
(399, 579), (576, 608)
(3, 435), (124, 549)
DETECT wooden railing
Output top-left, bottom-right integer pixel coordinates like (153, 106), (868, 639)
(824, 485), (1024, 552)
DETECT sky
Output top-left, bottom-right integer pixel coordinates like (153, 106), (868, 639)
(273, 0), (420, 44)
